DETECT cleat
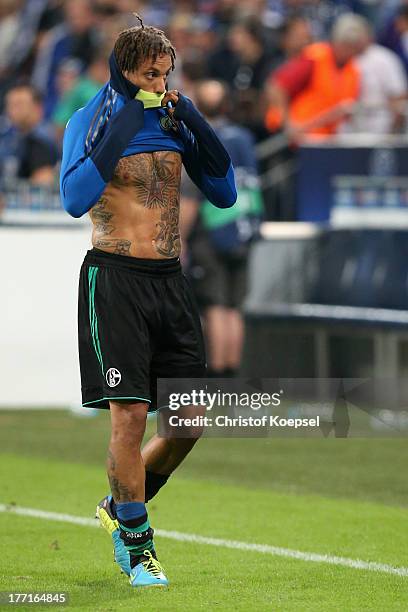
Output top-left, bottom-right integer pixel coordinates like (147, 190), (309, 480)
(129, 550), (169, 588)
(96, 495), (131, 576)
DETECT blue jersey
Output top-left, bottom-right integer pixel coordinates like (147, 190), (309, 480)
(60, 51), (237, 218)
(122, 107), (184, 157)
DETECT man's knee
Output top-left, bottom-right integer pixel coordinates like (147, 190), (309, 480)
(171, 403), (206, 443)
(110, 401), (148, 445)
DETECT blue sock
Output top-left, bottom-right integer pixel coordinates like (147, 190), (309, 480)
(116, 501), (146, 522)
(115, 502), (154, 567)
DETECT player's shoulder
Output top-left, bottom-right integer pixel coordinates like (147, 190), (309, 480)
(65, 106), (85, 131)
(65, 102), (98, 135)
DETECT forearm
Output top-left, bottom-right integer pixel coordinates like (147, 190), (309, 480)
(267, 84), (289, 125)
(173, 94), (237, 208)
(290, 99), (355, 134)
(174, 94), (230, 177)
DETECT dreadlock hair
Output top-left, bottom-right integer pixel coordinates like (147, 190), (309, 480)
(114, 13), (176, 73)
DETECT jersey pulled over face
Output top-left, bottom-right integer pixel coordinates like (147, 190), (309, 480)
(90, 150), (182, 258)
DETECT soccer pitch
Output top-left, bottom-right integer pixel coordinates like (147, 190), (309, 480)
(0, 410), (407, 611)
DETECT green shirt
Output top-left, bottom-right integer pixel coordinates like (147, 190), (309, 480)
(53, 78), (101, 127)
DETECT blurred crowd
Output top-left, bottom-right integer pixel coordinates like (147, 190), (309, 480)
(2, 2), (408, 184)
(2, 0), (408, 375)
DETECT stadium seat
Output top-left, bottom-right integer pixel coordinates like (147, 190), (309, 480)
(242, 228), (408, 378)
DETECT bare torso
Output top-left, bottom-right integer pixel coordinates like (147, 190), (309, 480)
(90, 150), (182, 258)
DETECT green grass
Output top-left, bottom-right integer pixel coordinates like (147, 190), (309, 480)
(0, 410), (407, 611)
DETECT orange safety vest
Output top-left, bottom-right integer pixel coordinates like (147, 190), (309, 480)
(267, 42), (360, 137)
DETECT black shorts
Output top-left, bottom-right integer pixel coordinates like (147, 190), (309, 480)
(189, 235), (248, 309)
(78, 248), (207, 411)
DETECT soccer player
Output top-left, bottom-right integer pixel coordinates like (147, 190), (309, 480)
(60, 17), (236, 588)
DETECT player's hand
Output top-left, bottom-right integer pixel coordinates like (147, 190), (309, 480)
(162, 90), (179, 116)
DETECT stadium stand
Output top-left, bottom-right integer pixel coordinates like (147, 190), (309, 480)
(242, 225), (408, 379)
(2, 1), (408, 405)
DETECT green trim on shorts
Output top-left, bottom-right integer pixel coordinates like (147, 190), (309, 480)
(88, 266), (104, 374)
(83, 396), (151, 407)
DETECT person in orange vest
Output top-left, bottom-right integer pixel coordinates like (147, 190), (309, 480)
(265, 14), (364, 142)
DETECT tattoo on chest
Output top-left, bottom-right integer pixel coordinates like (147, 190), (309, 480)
(91, 152), (181, 257)
(112, 152), (181, 209)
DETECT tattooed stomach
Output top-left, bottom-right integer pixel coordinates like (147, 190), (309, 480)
(89, 151), (182, 258)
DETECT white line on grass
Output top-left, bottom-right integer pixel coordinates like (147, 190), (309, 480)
(1, 503), (407, 578)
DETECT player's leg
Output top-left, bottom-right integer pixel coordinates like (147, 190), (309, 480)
(81, 250), (167, 584)
(223, 255), (247, 377)
(143, 433), (200, 476)
(106, 400), (168, 587)
(205, 305), (229, 374)
(106, 421), (204, 506)
(223, 307), (244, 374)
(108, 401), (148, 504)
(142, 403), (206, 501)
(142, 269), (208, 501)
(98, 401), (148, 575)
(189, 234), (228, 377)
(202, 251), (230, 377)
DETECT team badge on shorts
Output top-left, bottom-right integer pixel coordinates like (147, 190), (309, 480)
(106, 368), (121, 388)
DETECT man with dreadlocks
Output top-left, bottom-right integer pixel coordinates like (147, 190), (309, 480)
(60, 16), (236, 588)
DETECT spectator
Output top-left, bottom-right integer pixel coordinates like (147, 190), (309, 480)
(342, 15), (408, 134)
(166, 11), (216, 95)
(209, 15), (275, 88)
(277, 16), (314, 64)
(36, 0), (65, 35)
(265, 13), (362, 140)
(31, 0), (99, 118)
(262, 0), (354, 38)
(264, 16), (313, 92)
(0, 1), (23, 74)
(0, 0), (48, 109)
(208, 16), (277, 137)
(54, 57), (83, 100)
(379, 5), (408, 77)
(184, 79), (264, 378)
(2, 84), (58, 185)
(212, 0), (241, 33)
(53, 52), (110, 143)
